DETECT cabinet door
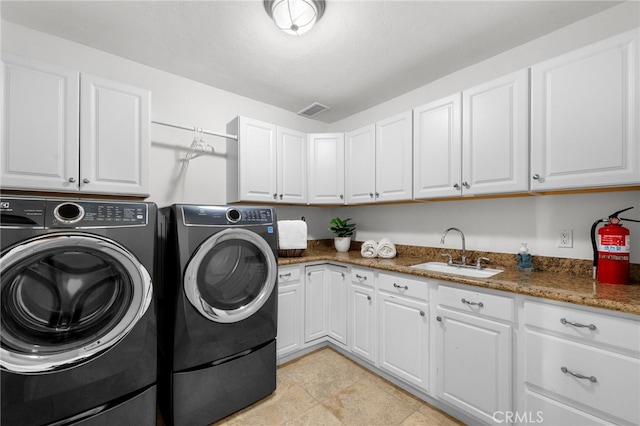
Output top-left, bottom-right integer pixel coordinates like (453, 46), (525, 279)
(277, 126), (307, 204)
(378, 292), (429, 391)
(277, 267), (304, 359)
(345, 124), (376, 204)
(327, 265), (347, 346)
(1, 54), (80, 192)
(304, 266), (327, 342)
(462, 69), (529, 196)
(350, 283), (375, 363)
(435, 307), (513, 424)
(80, 74), (150, 196)
(531, 29), (640, 191)
(376, 111), (413, 202)
(413, 94), (462, 199)
(308, 133), (345, 204)
(236, 117), (278, 202)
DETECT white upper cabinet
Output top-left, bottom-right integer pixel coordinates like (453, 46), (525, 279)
(462, 69), (529, 196)
(530, 29), (640, 191)
(308, 132), (345, 204)
(228, 116), (278, 203)
(345, 124), (376, 204)
(375, 111), (413, 202)
(1, 54), (150, 196)
(80, 74), (150, 196)
(414, 70), (529, 200)
(277, 126), (308, 204)
(413, 94), (462, 199)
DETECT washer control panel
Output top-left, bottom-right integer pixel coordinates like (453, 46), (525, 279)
(47, 201), (148, 227)
(183, 205), (274, 226)
(0, 198), (46, 228)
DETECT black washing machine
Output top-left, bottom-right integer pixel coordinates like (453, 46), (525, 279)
(0, 197), (157, 425)
(157, 204), (278, 425)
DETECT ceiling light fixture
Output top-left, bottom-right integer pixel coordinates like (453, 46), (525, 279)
(264, 0), (325, 36)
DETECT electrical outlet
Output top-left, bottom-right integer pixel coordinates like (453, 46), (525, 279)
(559, 229), (573, 248)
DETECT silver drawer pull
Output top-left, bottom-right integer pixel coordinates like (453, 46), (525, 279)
(367, 295), (371, 301)
(393, 283), (408, 290)
(279, 273), (291, 279)
(355, 274), (367, 280)
(560, 318), (596, 331)
(461, 298), (483, 307)
(561, 366), (597, 383)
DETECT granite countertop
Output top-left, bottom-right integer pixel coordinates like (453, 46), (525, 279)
(278, 244), (640, 316)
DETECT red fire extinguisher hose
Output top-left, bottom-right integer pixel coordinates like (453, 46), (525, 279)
(590, 206), (640, 280)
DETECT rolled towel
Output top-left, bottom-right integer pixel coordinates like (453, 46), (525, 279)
(360, 240), (378, 258)
(277, 220), (307, 250)
(376, 237), (397, 259)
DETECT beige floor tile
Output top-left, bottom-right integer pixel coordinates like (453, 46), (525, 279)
(400, 411), (443, 425)
(322, 378), (416, 426)
(284, 404), (343, 426)
(418, 403), (465, 426)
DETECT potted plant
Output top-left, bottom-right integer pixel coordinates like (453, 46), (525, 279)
(329, 217), (356, 252)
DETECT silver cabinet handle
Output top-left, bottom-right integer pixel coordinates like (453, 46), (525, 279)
(68, 177), (76, 183)
(436, 316), (442, 322)
(367, 295), (371, 301)
(532, 174), (540, 180)
(461, 298), (483, 307)
(355, 274), (367, 281)
(561, 366), (597, 383)
(453, 183), (460, 190)
(279, 272), (291, 279)
(341, 272), (345, 279)
(393, 283), (408, 290)
(419, 310), (425, 317)
(273, 193), (278, 199)
(339, 194), (344, 199)
(375, 192), (379, 198)
(463, 181), (470, 189)
(82, 178), (90, 184)
(279, 194), (283, 199)
(560, 318), (596, 330)
(369, 192), (374, 198)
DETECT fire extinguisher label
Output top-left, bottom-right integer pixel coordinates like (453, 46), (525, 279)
(598, 235), (630, 253)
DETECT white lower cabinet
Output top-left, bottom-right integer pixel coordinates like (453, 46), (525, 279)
(277, 265), (304, 358)
(377, 273), (430, 392)
(434, 283), (514, 424)
(304, 264), (348, 347)
(349, 268), (376, 363)
(520, 300), (640, 426)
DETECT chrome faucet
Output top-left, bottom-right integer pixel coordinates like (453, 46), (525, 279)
(441, 227), (466, 265)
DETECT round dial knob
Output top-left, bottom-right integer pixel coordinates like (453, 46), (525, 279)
(54, 203), (85, 224)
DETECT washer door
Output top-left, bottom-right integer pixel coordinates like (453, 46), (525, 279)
(184, 228), (276, 323)
(0, 234), (152, 374)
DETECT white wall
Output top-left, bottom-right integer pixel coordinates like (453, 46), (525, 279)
(3, 3), (640, 263)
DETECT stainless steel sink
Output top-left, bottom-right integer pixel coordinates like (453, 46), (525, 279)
(410, 262), (503, 278)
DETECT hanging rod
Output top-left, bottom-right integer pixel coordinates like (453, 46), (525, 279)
(152, 120), (238, 140)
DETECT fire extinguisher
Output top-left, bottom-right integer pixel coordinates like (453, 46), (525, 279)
(590, 207), (640, 284)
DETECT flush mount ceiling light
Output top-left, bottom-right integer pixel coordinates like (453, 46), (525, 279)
(264, 0), (325, 36)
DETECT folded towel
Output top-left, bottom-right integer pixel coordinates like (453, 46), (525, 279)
(361, 240), (378, 258)
(377, 237), (397, 259)
(277, 220), (307, 250)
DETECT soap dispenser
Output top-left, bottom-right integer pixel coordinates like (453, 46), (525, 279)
(517, 243), (533, 271)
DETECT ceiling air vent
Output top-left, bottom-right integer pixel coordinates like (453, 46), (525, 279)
(298, 102), (330, 118)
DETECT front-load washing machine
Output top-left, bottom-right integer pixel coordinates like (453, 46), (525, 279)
(157, 204), (278, 426)
(0, 197), (157, 425)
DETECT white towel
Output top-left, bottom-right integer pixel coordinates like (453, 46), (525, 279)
(277, 220), (307, 250)
(360, 240), (378, 258)
(376, 237), (397, 259)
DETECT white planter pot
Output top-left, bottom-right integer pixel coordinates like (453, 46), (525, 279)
(334, 237), (351, 252)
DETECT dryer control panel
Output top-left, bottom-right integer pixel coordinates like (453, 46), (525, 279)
(47, 201), (149, 228)
(183, 205), (273, 226)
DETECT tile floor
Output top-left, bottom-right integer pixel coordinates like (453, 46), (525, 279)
(211, 347), (464, 426)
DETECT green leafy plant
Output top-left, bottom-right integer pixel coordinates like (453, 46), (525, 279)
(329, 217), (356, 237)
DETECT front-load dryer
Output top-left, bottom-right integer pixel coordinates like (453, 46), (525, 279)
(157, 204), (278, 426)
(0, 197), (157, 425)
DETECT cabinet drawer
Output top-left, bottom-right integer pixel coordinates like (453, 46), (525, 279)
(524, 300), (640, 354)
(437, 284), (514, 322)
(525, 330), (640, 425)
(350, 267), (374, 287)
(378, 273), (428, 301)
(278, 266), (301, 284)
